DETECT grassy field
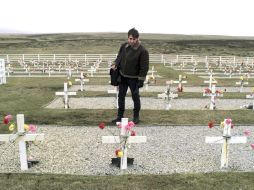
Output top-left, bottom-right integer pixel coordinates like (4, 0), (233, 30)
(1, 33), (254, 190)
(1, 172), (254, 190)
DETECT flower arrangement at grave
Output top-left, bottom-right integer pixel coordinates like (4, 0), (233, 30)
(2, 114), (38, 160)
(208, 118), (254, 150)
(207, 118), (234, 131)
(99, 121), (136, 158)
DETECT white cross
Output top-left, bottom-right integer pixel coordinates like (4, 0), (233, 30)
(203, 84), (223, 110)
(55, 82), (77, 109)
(236, 77), (248, 93)
(75, 72), (89, 91)
(204, 73), (217, 90)
(66, 67), (74, 79)
(0, 59), (7, 84)
(148, 66), (156, 78)
(88, 66), (96, 77)
(102, 118), (147, 170)
(0, 114), (44, 170)
(173, 75), (187, 91)
(158, 81), (178, 110)
(205, 119), (247, 168)
(107, 86), (119, 108)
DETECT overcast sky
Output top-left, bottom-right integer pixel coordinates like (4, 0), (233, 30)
(1, 0), (253, 36)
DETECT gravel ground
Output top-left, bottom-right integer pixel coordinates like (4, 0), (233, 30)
(0, 125), (253, 175)
(46, 85), (253, 110)
(70, 85), (254, 93)
(46, 97), (252, 110)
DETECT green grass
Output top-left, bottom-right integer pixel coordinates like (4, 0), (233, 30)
(1, 172), (254, 190)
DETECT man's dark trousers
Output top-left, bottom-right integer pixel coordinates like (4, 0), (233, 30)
(117, 76), (140, 118)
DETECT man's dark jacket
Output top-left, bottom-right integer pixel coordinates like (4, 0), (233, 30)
(115, 42), (149, 81)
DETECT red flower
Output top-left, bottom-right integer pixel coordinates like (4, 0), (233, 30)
(99, 122), (105, 129)
(177, 87), (183, 92)
(131, 131), (136, 136)
(115, 149), (120, 156)
(208, 121), (214, 128)
(251, 144), (254, 150)
(204, 88), (211, 94)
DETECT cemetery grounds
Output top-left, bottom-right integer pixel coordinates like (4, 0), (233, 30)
(1, 33), (254, 189)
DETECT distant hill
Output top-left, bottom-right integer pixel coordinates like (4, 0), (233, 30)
(0, 32), (254, 40)
(0, 32), (254, 55)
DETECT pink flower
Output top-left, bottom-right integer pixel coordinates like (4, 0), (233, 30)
(28, 124), (37, 133)
(225, 118), (232, 125)
(244, 129), (251, 136)
(99, 122), (105, 129)
(125, 121), (135, 131)
(3, 115), (12, 124)
(251, 144), (254, 150)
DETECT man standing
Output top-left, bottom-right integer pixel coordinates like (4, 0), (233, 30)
(111, 28), (149, 124)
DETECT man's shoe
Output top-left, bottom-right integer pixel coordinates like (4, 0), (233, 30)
(111, 117), (122, 123)
(132, 117), (140, 124)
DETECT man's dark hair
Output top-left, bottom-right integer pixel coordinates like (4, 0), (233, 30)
(128, 28), (139, 38)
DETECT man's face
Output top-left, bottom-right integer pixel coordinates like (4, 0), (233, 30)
(128, 35), (139, 47)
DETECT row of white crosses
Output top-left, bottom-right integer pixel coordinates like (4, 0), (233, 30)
(107, 86), (119, 108)
(75, 72), (89, 92)
(206, 119), (247, 168)
(55, 82), (77, 109)
(236, 76), (248, 93)
(0, 114), (44, 170)
(102, 118), (147, 170)
(158, 81), (178, 110)
(0, 59), (7, 84)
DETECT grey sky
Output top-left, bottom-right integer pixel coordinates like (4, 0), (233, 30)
(1, 0), (253, 36)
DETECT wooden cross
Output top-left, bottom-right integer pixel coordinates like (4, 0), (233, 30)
(173, 75), (187, 91)
(203, 83), (223, 110)
(0, 114), (44, 170)
(0, 59), (7, 84)
(204, 73), (217, 90)
(107, 86), (119, 108)
(75, 72), (89, 91)
(236, 76), (248, 93)
(55, 82), (77, 109)
(205, 119), (247, 168)
(158, 81), (178, 110)
(102, 118), (147, 170)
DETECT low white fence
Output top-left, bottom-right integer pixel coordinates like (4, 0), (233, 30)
(0, 54), (164, 64)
